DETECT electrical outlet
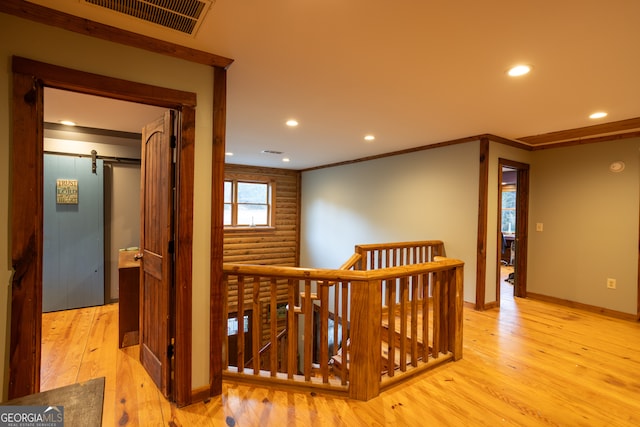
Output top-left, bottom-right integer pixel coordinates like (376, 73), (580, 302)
(536, 223), (543, 232)
(606, 278), (616, 289)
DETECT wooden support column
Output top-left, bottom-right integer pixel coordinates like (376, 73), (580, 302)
(348, 279), (381, 401)
(210, 65), (227, 396)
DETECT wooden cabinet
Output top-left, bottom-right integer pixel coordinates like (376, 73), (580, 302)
(118, 250), (140, 348)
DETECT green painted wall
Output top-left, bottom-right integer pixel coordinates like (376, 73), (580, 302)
(0, 12), (215, 400)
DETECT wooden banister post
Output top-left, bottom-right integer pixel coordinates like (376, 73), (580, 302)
(349, 279), (382, 401)
(451, 265), (464, 360)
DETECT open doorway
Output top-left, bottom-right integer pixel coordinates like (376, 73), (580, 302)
(40, 87), (166, 391)
(10, 57), (196, 406)
(496, 159), (530, 306)
(498, 165), (517, 303)
(43, 87), (165, 306)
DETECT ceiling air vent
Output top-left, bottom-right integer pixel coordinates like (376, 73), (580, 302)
(82, 0), (213, 36)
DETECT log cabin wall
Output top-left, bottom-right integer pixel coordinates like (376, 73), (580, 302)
(223, 164), (301, 347)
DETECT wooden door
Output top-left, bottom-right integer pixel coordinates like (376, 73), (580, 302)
(496, 159), (530, 304)
(139, 111), (176, 398)
(513, 165), (529, 298)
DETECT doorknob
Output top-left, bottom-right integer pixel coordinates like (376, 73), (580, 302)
(134, 253), (143, 261)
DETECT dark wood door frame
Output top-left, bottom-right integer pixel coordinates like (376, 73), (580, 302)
(475, 138), (490, 310)
(496, 158), (530, 305)
(9, 56), (195, 406)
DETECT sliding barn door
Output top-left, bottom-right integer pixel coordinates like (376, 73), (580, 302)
(43, 154), (104, 312)
(139, 111), (176, 398)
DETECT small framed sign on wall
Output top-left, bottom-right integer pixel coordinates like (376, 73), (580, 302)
(56, 179), (78, 204)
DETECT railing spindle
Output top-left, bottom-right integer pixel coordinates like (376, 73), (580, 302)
(237, 275), (245, 372)
(270, 277), (278, 376)
(441, 270), (450, 353)
(287, 279), (296, 379)
(410, 275), (418, 367)
(333, 282), (339, 358)
(222, 275), (229, 369)
(432, 271), (441, 358)
(387, 279), (396, 377)
(340, 281), (349, 385)
(421, 273), (429, 361)
(399, 276), (408, 371)
(320, 282), (329, 383)
(303, 280), (313, 381)
(253, 277), (261, 375)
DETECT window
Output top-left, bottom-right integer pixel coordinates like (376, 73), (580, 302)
(501, 185), (516, 234)
(224, 178), (273, 227)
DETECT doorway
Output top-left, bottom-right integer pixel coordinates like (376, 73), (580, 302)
(10, 57), (196, 406)
(496, 159), (530, 306)
(40, 89), (166, 394)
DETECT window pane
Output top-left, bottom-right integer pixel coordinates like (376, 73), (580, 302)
(224, 181), (232, 203)
(502, 191), (516, 209)
(502, 210), (516, 233)
(501, 190), (516, 233)
(237, 182), (267, 203)
(223, 203), (232, 225)
(237, 204), (268, 225)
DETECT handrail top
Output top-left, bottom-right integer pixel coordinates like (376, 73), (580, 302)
(354, 240), (444, 251)
(338, 253), (362, 270)
(223, 257), (463, 282)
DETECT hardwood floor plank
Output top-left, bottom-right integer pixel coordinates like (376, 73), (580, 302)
(116, 345), (172, 426)
(40, 306), (94, 390)
(76, 304), (118, 427)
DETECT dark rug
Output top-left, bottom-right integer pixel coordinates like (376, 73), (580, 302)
(3, 377), (105, 427)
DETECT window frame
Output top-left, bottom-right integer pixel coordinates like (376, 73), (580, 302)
(224, 174), (275, 230)
(501, 184), (516, 235)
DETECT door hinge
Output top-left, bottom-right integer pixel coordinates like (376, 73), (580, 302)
(23, 76), (38, 105)
(168, 240), (175, 254)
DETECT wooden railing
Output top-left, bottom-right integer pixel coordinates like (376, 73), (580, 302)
(222, 241), (463, 401)
(245, 327), (288, 372)
(354, 240), (446, 270)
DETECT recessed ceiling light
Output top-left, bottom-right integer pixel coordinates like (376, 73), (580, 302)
(507, 64), (531, 77)
(282, 157), (290, 162)
(589, 111), (608, 119)
(59, 120), (76, 126)
(225, 152), (234, 156)
(364, 135), (375, 141)
(609, 161), (625, 173)
(286, 119), (298, 127)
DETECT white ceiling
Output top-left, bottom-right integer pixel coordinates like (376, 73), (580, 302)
(33, 0), (640, 170)
(44, 87), (167, 136)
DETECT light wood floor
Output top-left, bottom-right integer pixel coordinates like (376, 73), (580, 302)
(41, 278), (640, 426)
